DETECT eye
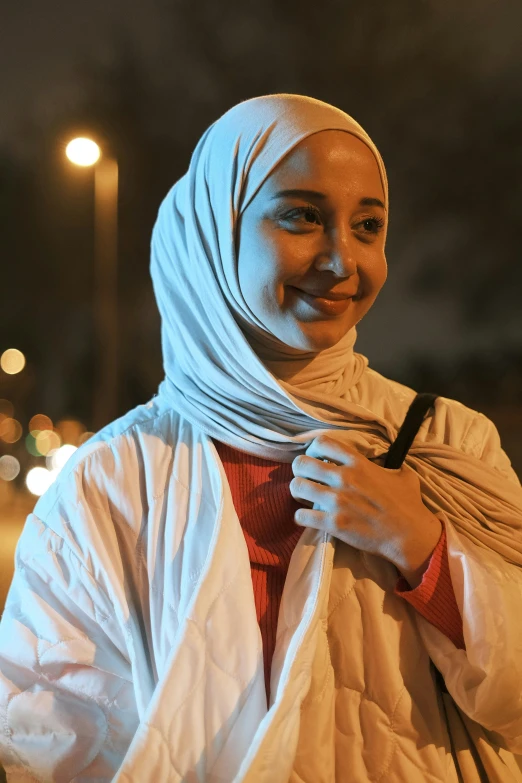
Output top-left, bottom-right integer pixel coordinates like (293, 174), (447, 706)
(282, 204), (322, 225)
(355, 216), (385, 235)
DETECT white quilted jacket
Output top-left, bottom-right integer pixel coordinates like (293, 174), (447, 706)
(1, 372), (522, 782)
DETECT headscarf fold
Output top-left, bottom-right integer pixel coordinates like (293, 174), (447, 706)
(150, 93), (389, 460)
(150, 93), (522, 567)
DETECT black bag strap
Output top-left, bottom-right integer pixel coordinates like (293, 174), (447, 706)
(383, 392), (439, 470)
(382, 391), (448, 693)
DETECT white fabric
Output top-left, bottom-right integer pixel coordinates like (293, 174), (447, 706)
(1, 93), (522, 781)
(0, 381), (522, 782)
(148, 92), (522, 563)
(150, 93), (387, 460)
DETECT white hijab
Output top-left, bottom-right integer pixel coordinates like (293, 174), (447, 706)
(150, 93), (391, 461)
(150, 93), (522, 566)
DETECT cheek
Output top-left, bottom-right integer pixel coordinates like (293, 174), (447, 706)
(376, 255), (388, 289)
(360, 250), (387, 293)
(248, 232), (302, 301)
(238, 229), (283, 313)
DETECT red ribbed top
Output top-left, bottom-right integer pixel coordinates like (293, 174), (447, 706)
(213, 439), (465, 704)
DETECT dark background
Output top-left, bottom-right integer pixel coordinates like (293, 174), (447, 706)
(0, 7), (521, 776)
(2, 0), (522, 503)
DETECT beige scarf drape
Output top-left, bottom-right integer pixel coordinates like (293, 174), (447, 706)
(149, 92), (522, 568)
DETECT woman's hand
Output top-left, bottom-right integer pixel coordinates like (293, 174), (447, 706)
(289, 434), (443, 586)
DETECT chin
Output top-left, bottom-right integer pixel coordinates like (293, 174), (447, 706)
(291, 321), (353, 352)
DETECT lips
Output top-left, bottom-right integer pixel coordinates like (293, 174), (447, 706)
(293, 287), (354, 315)
(294, 287), (357, 301)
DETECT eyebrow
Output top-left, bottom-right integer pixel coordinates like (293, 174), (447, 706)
(271, 189), (385, 210)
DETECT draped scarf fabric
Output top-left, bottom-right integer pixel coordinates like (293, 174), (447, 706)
(150, 93), (386, 458)
(150, 92), (522, 567)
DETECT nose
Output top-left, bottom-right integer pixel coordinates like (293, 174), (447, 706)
(314, 225), (358, 277)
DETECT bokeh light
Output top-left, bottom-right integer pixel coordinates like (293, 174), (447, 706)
(35, 429), (61, 456)
(0, 349), (25, 375)
(0, 455), (20, 481)
(0, 399), (14, 419)
(26, 467), (58, 496)
(78, 431), (94, 446)
(55, 419), (86, 446)
(48, 444), (77, 472)
(0, 418), (22, 443)
(29, 414), (53, 434)
(65, 137), (100, 166)
(25, 433), (41, 457)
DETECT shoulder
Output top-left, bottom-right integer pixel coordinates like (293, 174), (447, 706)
(360, 366), (519, 482)
(360, 364), (484, 446)
(32, 394), (182, 540)
(21, 396), (189, 597)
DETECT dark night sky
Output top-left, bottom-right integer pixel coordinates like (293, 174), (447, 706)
(1, 1), (166, 146)
(2, 0), (522, 376)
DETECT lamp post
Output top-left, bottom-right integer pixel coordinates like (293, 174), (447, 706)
(65, 138), (119, 431)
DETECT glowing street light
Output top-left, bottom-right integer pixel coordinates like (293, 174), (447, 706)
(0, 348), (25, 375)
(65, 138), (100, 167)
(65, 136), (119, 430)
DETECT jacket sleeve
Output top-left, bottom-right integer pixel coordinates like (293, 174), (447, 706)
(0, 512), (139, 782)
(394, 521), (466, 650)
(415, 413), (522, 755)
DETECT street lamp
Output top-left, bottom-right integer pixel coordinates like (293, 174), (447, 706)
(65, 138), (101, 167)
(65, 137), (119, 431)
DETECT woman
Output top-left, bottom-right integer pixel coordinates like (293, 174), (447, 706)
(1, 93), (522, 782)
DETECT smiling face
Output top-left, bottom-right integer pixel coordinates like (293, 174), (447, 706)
(236, 129), (388, 355)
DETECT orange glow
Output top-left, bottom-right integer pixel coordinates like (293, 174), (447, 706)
(56, 419), (86, 446)
(35, 430), (61, 456)
(29, 414), (53, 434)
(65, 138), (100, 166)
(0, 399), (14, 418)
(0, 418), (23, 443)
(0, 349), (25, 375)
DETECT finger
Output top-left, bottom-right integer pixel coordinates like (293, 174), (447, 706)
(290, 476), (334, 506)
(294, 508), (327, 528)
(292, 455), (339, 486)
(305, 435), (357, 467)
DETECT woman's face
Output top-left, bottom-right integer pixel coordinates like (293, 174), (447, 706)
(236, 130), (387, 354)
